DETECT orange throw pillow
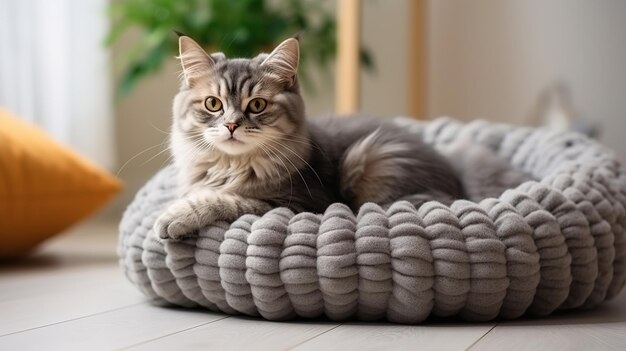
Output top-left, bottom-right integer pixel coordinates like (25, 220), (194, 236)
(0, 108), (122, 259)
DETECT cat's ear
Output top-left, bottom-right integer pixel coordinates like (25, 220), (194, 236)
(261, 37), (300, 86)
(178, 36), (215, 86)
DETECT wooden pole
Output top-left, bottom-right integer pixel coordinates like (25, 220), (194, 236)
(336, 0), (361, 115)
(408, 0), (427, 119)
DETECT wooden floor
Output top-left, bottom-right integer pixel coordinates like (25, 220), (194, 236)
(1, 220), (626, 351)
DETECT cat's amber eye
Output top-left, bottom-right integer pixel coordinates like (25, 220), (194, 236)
(205, 96), (223, 112)
(247, 98), (267, 114)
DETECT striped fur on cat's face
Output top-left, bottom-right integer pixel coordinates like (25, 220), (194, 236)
(173, 36), (305, 157)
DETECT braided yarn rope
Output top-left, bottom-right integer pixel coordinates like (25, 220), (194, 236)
(118, 118), (626, 323)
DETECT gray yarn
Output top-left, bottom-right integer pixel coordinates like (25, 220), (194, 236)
(118, 118), (626, 323)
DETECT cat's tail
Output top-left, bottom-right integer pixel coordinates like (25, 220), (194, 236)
(340, 126), (465, 210)
(340, 128), (455, 209)
(340, 128), (403, 208)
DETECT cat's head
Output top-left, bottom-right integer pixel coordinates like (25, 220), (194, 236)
(172, 35), (305, 157)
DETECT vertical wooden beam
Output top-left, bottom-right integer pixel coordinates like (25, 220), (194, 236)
(408, 0), (427, 119)
(336, 0), (361, 115)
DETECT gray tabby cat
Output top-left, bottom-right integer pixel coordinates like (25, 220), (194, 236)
(155, 35), (464, 240)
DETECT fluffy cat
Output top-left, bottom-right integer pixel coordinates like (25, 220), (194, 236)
(155, 35), (464, 240)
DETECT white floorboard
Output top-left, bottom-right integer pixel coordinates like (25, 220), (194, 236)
(470, 290), (626, 351)
(0, 263), (126, 301)
(0, 220), (143, 336)
(126, 317), (340, 351)
(0, 303), (226, 351)
(291, 322), (495, 351)
(0, 276), (142, 336)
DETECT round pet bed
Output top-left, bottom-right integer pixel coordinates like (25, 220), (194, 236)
(118, 118), (626, 323)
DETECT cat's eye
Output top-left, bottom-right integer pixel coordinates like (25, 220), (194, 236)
(247, 98), (267, 114)
(205, 96), (223, 112)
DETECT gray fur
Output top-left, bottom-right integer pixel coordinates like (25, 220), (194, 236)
(156, 36), (463, 240)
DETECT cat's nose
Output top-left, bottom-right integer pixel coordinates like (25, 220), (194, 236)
(224, 123), (239, 134)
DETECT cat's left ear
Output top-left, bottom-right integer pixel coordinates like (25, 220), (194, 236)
(261, 37), (300, 86)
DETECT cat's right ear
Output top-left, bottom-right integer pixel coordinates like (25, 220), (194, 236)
(261, 37), (299, 86)
(178, 36), (215, 86)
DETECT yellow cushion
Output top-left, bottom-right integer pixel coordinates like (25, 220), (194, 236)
(0, 108), (122, 259)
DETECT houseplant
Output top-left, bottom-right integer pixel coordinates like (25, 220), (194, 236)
(106, 0), (373, 96)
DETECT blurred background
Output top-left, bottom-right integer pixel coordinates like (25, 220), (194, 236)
(2, 0), (626, 221)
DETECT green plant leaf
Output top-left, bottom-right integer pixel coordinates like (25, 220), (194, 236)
(105, 0), (374, 98)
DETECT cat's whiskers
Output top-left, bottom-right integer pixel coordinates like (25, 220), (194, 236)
(262, 137), (323, 188)
(258, 142), (294, 205)
(249, 129), (326, 154)
(140, 146), (174, 167)
(140, 132), (203, 167)
(174, 136), (215, 167)
(255, 145), (280, 182)
(150, 123), (175, 136)
(257, 143), (292, 203)
(260, 139), (313, 199)
(259, 131), (315, 144)
(261, 130), (311, 141)
(120, 130), (207, 175)
(161, 133), (207, 168)
(181, 140), (220, 192)
(116, 141), (169, 176)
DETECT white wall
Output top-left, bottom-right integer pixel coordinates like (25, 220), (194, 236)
(427, 0), (626, 162)
(361, 0), (409, 117)
(286, 0), (411, 119)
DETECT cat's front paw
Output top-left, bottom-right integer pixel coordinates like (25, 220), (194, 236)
(154, 201), (199, 240)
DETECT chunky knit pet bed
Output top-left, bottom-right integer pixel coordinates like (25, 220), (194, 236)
(119, 118), (626, 323)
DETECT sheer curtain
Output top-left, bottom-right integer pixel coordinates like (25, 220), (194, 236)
(0, 0), (115, 169)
